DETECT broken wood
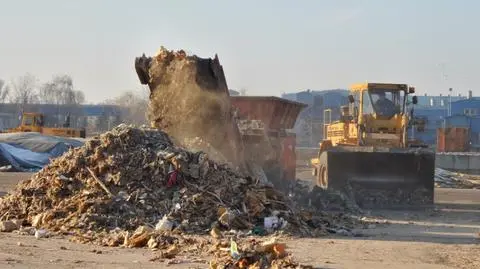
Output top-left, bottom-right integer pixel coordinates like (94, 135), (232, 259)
(87, 167), (113, 198)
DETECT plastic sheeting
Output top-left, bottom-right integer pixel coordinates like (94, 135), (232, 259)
(0, 132), (85, 172)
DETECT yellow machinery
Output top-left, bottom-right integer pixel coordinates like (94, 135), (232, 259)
(311, 82), (435, 208)
(5, 112), (86, 138)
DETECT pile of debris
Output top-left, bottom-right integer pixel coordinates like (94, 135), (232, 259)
(0, 124), (357, 267)
(435, 168), (480, 189)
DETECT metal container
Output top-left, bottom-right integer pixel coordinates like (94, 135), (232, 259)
(231, 96), (306, 182)
(230, 96), (307, 130)
(281, 133), (297, 180)
(437, 127), (469, 152)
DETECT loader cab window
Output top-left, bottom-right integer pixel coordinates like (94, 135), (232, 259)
(23, 115), (34, 126)
(362, 91), (374, 114)
(369, 89), (403, 118)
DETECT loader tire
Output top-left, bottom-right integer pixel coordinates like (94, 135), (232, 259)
(316, 151), (328, 190)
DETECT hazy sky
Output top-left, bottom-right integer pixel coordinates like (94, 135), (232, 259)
(0, 0), (479, 102)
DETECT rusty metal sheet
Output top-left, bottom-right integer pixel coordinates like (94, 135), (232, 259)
(281, 134), (297, 180)
(231, 96), (307, 130)
(437, 127), (469, 152)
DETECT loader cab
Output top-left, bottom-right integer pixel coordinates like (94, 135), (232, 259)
(19, 112), (44, 132)
(362, 88), (405, 119)
(349, 83), (413, 119)
(348, 83), (415, 147)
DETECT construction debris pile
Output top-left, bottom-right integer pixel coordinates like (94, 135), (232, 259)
(0, 124), (358, 267)
(435, 168), (480, 189)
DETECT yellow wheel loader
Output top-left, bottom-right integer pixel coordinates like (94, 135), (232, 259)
(311, 83), (435, 208)
(5, 112), (86, 138)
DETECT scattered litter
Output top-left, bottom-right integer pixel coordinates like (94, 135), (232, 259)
(435, 168), (480, 188)
(155, 216), (174, 232)
(35, 229), (48, 239)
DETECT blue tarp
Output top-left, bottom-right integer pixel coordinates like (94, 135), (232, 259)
(0, 143), (51, 171)
(0, 132), (85, 172)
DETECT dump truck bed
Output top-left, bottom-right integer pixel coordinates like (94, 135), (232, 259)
(230, 96), (307, 130)
(231, 96), (306, 187)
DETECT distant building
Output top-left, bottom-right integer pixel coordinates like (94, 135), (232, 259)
(407, 91), (479, 148)
(443, 95), (480, 151)
(408, 107), (448, 146)
(451, 97), (480, 117)
(281, 89), (349, 147)
(414, 94), (466, 109)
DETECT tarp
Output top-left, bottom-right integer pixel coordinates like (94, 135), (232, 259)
(0, 132), (85, 172)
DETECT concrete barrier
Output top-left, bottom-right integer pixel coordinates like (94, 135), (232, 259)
(435, 152), (480, 173)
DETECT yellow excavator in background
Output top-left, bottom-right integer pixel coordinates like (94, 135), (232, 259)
(5, 112), (86, 138)
(311, 82), (435, 208)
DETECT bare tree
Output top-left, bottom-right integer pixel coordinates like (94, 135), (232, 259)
(239, 87), (248, 96)
(38, 81), (56, 104)
(36, 74), (86, 128)
(74, 90), (85, 104)
(105, 90), (148, 125)
(0, 79), (8, 103)
(38, 74), (85, 105)
(8, 73), (38, 105)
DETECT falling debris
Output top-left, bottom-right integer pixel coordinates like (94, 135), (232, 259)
(134, 47), (245, 170)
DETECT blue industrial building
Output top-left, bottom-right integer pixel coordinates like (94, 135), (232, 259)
(442, 97), (480, 151)
(409, 108), (448, 146)
(406, 92), (478, 148)
(450, 98), (480, 116)
(414, 94), (466, 109)
(281, 89), (349, 147)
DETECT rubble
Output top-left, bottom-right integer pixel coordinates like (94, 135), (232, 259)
(285, 180), (362, 213)
(0, 220), (18, 232)
(435, 168), (480, 189)
(207, 236), (314, 268)
(0, 124), (358, 267)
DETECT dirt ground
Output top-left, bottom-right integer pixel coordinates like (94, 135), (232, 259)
(0, 172), (479, 269)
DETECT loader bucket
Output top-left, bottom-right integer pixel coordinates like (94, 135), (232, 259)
(319, 146), (435, 208)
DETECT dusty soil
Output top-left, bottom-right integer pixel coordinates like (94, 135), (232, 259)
(0, 172), (479, 269)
